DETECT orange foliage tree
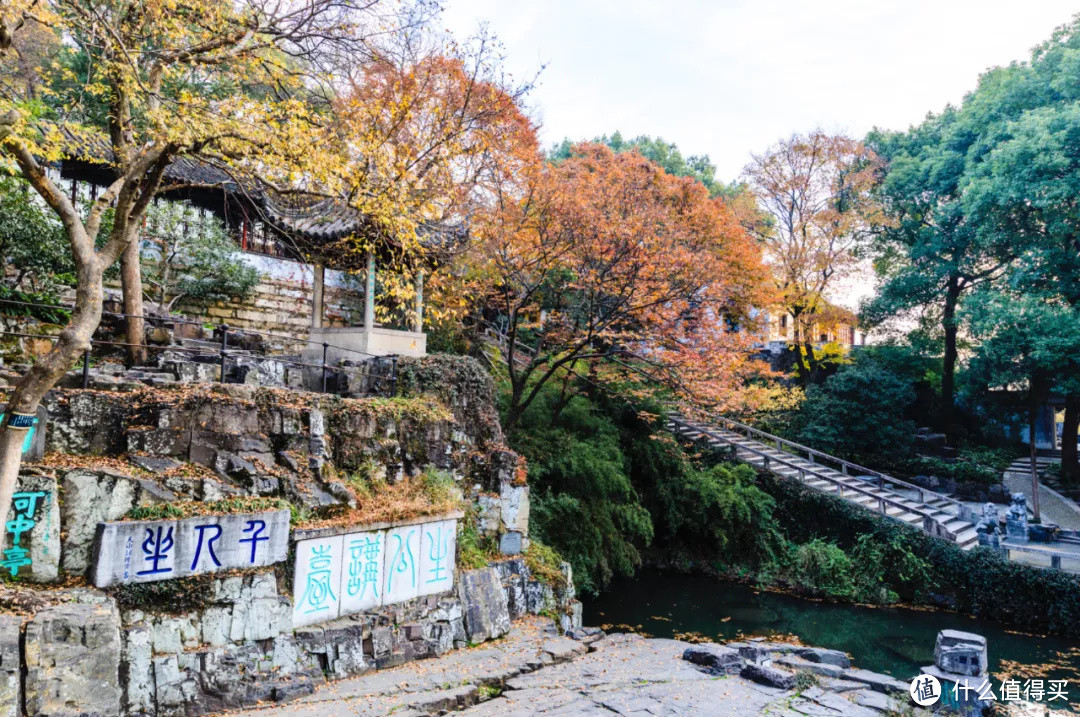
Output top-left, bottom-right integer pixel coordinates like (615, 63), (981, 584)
(324, 36), (537, 323)
(0, 0), (399, 532)
(474, 143), (772, 431)
(742, 131), (884, 384)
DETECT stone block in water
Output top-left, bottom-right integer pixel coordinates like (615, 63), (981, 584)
(934, 629), (987, 677)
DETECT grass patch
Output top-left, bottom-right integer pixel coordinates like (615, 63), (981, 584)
(457, 506), (499, 570)
(299, 466), (464, 530)
(794, 670), (819, 692)
(476, 683), (503, 700)
(124, 496), (290, 521)
(525, 540), (568, 590)
(110, 572), (218, 613)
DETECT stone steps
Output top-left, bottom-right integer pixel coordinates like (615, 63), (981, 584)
(669, 417), (979, 551)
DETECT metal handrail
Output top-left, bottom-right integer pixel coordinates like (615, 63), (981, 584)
(482, 325), (537, 356)
(0, 297), (399, 394)
(706, 414), (964, 510)
(479, 317), (959, 516)
(669, 416), (952, 526)
(0, 296), (384, 359)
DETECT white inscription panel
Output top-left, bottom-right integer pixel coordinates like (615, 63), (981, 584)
(383, 525), (421, 605)
(418, 519), (457, 597)
(92, 510), (290, 588)
(290, 518), (458, 624)
(340, 530), (384, 614)
(292, 535), (344, 627)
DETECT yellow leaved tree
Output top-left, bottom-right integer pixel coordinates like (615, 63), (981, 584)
(0, 0), (409, 532)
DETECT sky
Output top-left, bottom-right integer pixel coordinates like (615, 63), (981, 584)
(441, 0), (1080, 182)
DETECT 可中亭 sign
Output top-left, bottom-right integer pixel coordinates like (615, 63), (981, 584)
(91, 509), (290, 588)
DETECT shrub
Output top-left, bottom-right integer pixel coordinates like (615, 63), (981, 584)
(902, 455), (999, 486)
(785, 539), (855, 599)
(524, 540), (568, 589)
(457, 507), (499, 570)
(849, 534), (933, 604)
(656, 462), (782, 567)
(512, 388), (654, 595)
(795, 358), (916, 464)
(756, 467), (1080, 638)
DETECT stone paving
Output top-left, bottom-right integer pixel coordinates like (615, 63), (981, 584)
(1003, 461), (1080, 531)
(222, 616), (920, 717)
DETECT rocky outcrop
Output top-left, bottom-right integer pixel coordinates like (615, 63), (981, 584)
(60, 470), (169, 575)
(0, 615), (21, 717)
(24, 597), (122, 717)
(0, 362), (557, 716)
(740, 661), (797, 689)
(458, 568), (511, 643)
(682, 643), (744, 675)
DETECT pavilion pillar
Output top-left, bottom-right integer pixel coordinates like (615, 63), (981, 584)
(311, 263), (325, 329)
(363, 252), (376, 334)
(413, 269), (424, 333)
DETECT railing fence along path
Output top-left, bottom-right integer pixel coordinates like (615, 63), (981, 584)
(667, 414), (980, 550)
(0, 297), (397, 395)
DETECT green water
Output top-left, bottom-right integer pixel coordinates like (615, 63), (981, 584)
(585, 570), (1080, 708)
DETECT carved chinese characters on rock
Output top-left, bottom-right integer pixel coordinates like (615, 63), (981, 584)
(418, 519), (457, 597)
(383, 526), (420, 605)
(2, 490), (50, 577)
(341, 531), (383, 614)
(91, 510), (290, 588)
(291, 518), (458, 626)
(292, 536), (343, 626)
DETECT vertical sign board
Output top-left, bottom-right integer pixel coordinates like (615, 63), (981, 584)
(383, 525), (421, 605)
(340, 530), (384, 615)
(418, 519), (456, 597)
(292, 535), (344, 627)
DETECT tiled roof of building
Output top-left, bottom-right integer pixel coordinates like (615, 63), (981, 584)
(58, 129), (466, 264)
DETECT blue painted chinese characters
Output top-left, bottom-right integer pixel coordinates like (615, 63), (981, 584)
(293, 537), (343, 625)
(2, 490), (49, 576)
(92, 509), (290, 588)
(291, 518), (458, 625)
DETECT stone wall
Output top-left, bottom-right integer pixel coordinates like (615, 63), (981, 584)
(172, 255), (366, 348)
(0, 358), (578, 716)
(0, 558), (575, 717)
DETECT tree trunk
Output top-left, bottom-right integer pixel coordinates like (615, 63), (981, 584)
(1062, 395), (1080, 484)
(790, 312), (812, 387)
(939, 276), (962, 442)
(121, 234), (146, 366)
(504, 381), (525, 436)
(1028, 382), (1043, 523)
(0, 265), (104, 536)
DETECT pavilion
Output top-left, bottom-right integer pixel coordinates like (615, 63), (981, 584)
(53, 143), (465, 359)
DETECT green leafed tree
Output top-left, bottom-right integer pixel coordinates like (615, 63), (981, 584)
(864, 108), (1015, 439)
(548, 131), (737, 198)
(140, 201), (260, 312)
(794, 349), (917, 465)
(965, 291), (1080, 514)
(952, 18), (1080, 478)
(0, 174), (72, 301)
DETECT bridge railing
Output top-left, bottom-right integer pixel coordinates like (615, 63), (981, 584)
(668, 416), (965, 533)
(702, 414), (964, 512)
(479, 320), (964, 517)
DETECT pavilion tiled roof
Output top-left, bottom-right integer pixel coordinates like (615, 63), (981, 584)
(58, 129), (466, 264)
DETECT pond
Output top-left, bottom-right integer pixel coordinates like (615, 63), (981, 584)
(584, 570), (1080, 710)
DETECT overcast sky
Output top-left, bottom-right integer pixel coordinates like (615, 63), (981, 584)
(441, 0), (1080, 181)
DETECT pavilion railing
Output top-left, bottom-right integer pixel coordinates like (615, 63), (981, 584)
(0, 297), (398, 396)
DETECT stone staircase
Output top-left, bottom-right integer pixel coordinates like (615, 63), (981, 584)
(668, 415), (980, 551)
